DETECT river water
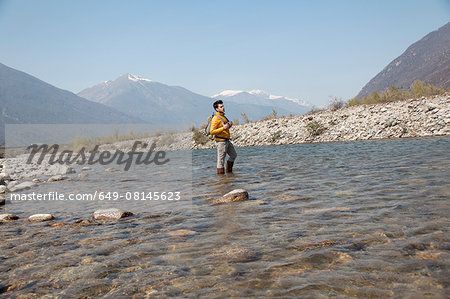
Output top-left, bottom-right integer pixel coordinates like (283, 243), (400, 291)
(1, 136), (449, 297)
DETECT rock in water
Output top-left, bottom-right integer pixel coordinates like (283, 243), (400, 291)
(212, 246), (261, 263)
(48, 175), (67, 182)
(93, 208), (133, 220)
(9, 181), (36, 192)
(28, 214), (54, 222)
(0, 214), (19, 221)
(168, 229), (197, 237)
(212, 189), (249, 203)
(45, 164), (76, 176)
(0, 185), (6, 194)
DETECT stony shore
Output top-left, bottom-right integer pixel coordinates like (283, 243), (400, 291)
(91, 93), (450, 153)
(0, 93), (449, 187)
(193, 93), (450, 149)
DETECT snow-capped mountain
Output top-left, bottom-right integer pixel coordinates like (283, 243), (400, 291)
(78, 74), (311, 126)
(78, 74), (214, 125)
(213, 89), (310, 115)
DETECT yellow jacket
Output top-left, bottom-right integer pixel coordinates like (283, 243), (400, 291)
(210, 112), (230, 141)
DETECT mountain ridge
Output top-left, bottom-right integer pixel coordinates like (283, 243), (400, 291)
(0, 63), (144, 145)
(78, 75), (310, 125)
(357, 22), (450, 98)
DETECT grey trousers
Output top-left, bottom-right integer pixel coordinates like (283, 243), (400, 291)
(216, 140), (237, 168)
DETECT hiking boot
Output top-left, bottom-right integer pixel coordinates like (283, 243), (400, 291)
(226, 161), (234, 173)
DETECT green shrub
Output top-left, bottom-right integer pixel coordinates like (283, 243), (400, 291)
(270, 130), (282, 142)
(158, 131), (176, 146)
(346, 97), (362, 107)
(306, 120), (326, 137)
(263, 108), (278, 121)
(65, 129), (152, 151)
(192, 130), (209, 145)
(347, 81), (446, 107)
(410, 80), (443, 98)
(307, 106), (324, 115)
(241, 112), (250, 123)
(328, 97), (344, 111)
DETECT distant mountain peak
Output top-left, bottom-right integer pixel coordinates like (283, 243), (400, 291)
(212, 90), (244, 97)
(213, 89), (309, 107)
(125, 73), (154, 83)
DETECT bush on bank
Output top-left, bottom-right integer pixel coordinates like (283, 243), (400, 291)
(347, 80), (447, 107)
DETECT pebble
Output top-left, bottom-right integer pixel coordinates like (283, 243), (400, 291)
(0, 214), (19, 221)
(50, 222), (68, 227)
(28, 214), (54, 222)
(0, 173), (10, 181)
(32, 178), (46, 183)
(73, 219), (95, 226)
(0, 185), (6, 194)
(93, 208), (133, 220)
(48, 174), (67, 182)
(105, 168), (115, 172)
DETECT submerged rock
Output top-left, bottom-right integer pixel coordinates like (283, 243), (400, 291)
(73, 219), (95, 226)
(50, 222), (68, 227)
(32, 178), (46, 183)
(45, 164), (76, 176)
(9, 181), (36, 192)
(212, 189), (249, 203)
(28, 214), (54, 222)
(93, 208), (133, 220)
(168, 229), (197, 237)
(0, 197), (4, 206)
(0, 214), (19, 221)
(212, 246), (261, 263)
(48, 174), (67, 182)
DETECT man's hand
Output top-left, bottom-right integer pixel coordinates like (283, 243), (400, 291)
(223, 122), (231, 129)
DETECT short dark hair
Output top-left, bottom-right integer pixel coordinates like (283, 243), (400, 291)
(213, 100), (223, 111)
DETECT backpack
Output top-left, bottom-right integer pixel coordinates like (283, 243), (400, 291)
(205, 113), (227, 140)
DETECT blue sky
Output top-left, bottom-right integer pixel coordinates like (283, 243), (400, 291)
(0, 0), (449, 106)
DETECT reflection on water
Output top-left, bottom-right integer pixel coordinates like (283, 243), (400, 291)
(1, 137), (449, 297)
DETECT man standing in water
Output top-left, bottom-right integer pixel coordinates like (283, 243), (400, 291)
(210, 100), (237, 174)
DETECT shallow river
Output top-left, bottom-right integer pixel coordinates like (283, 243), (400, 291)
(1, 136), (449, 298)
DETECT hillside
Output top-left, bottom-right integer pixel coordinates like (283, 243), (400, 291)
(357, 22), (450, 98)
(0, 63), (144, 145)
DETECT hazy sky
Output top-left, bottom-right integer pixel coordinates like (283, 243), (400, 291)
(1, 0), (449, 106)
